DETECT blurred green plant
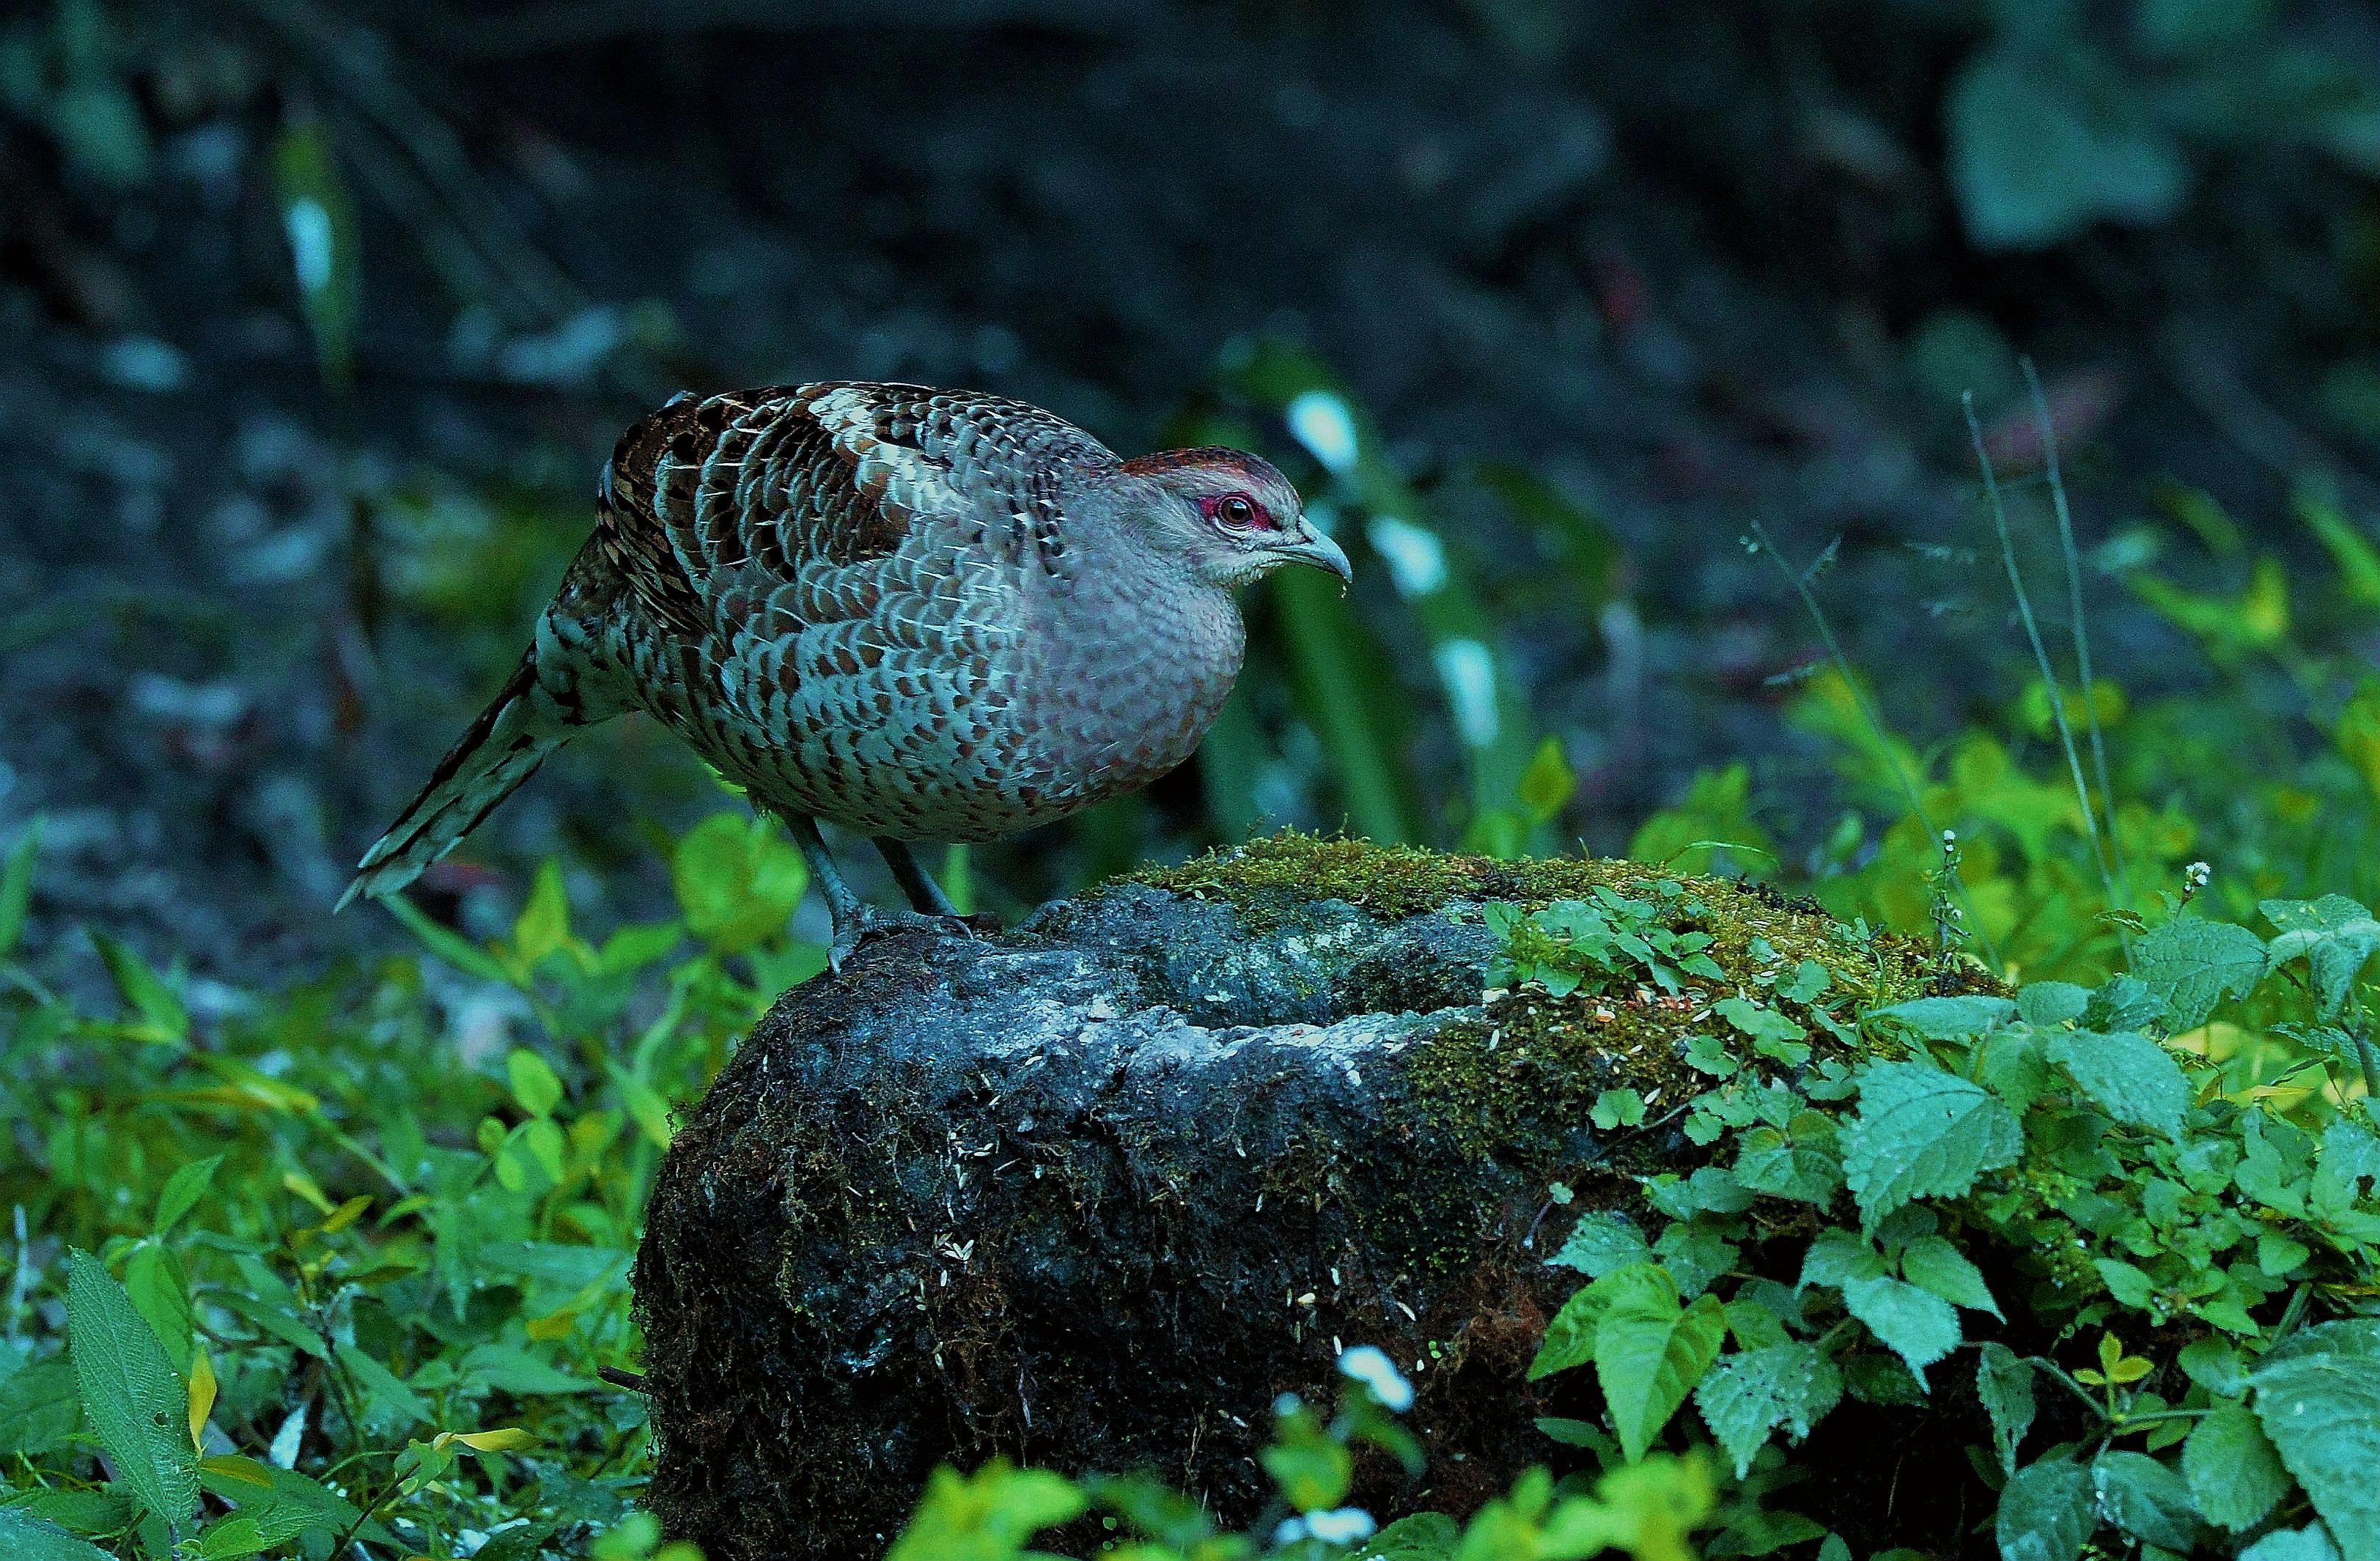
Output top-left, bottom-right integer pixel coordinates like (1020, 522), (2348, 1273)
(1943, 0), (2380, 249)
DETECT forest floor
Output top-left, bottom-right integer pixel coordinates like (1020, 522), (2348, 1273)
(3, 0), (2376, 987)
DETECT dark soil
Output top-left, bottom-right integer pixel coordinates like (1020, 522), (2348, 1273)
(4, 0), (2378, 988)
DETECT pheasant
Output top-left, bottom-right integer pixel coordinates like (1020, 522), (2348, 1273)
(342, 382), (1352, 964)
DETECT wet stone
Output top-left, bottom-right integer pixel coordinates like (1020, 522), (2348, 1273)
(633, 836), (1942, 1560)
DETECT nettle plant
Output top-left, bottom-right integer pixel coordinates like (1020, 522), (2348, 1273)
(1506, 890), (2380, 1561)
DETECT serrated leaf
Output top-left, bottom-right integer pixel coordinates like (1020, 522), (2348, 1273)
(2250, 1321), (2380, 1561)
(1841, 1274), (1960, 1386)
(2045, 1030), (2190, 1138)
(1693, 1342), (1843, 1477)
(1529, 1262), (1673, 1380)
(1596, 1288), (1725, 1464)
(2090, 1450), (2198, 1551)
(2240, 1527), (2344, 1561)
(2015, 981), (2089, 1027)
(1997, 1458), (2096, 1561)
(2133, 915), (2267, 1030)
(1841, 1062), (2022, 1231)
(1734, 1112), (1843, 1205)
(2262, 895), (2380, 1017)
(154, 1154), (223, 1237)
(66, 1249), (197, 1529)
(1868, 995), (2016, 1038)
(2183, 1400), (2289, 1532)
(1799, 1226), (1888, 1288)
(1901, 1235), (2001, 1318)
(1976, 1343), (2035, 1475)
(0, 1510), (116, 1561)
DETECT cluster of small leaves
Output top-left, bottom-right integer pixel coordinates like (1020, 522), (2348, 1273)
(882, 1357), (1717, 1561)
(0, 812), (817, 1560)
(1488, 885), (1727, 1000)
(1513, 892), (2380, 1561)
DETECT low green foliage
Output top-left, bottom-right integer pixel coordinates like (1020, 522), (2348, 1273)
(1506, 885), (2380, 1561)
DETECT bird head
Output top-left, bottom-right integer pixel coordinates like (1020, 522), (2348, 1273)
(1119, 447), (1353, 592)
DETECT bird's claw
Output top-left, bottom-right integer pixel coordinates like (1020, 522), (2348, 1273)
(827, 907), (979, 974)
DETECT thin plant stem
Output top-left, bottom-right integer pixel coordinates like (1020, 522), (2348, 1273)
(2024, 358), (2132, 913)
(1745, 518), (1999, 969)
(1963, 392), (2128, 963)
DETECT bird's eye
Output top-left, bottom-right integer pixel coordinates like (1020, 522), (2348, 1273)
(1215, 495), (1259, 529)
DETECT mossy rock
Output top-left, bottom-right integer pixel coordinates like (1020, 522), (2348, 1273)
(633, 835), (1956, 1560)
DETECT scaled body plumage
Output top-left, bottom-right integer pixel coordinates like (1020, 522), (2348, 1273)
(345, 381), (1351, 958)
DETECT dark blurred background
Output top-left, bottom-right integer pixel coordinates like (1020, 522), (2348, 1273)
(5, 0), (2380, 984)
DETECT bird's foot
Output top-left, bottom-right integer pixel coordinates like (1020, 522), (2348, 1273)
(827, 905), (980, 975)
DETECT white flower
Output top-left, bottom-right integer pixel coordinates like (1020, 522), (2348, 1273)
(1303, 1508), (1378, 1545)
(1337, 1345), (1415, 1411)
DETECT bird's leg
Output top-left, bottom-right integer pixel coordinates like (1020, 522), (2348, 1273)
(777, 812), (957, 973)
(873, 837), (961, 918)
(780, 812), (866, 966)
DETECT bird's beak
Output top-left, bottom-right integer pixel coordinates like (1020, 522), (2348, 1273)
(1275, 523), (1354, 590)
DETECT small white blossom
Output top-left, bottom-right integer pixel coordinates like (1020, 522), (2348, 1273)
(1337, 1345), (1415, 1411)
(1303, 1508), (1378, 1545)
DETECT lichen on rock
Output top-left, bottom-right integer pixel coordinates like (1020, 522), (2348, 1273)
(633, 833), (1950, 1560)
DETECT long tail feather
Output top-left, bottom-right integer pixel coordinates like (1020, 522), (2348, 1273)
(339, 654), (563, 909)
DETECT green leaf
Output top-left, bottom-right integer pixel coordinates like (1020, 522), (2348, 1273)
(2016, 981), (2090, 1027)
(0, 1510), (116, 1561)
(153, 1154), (223, 1237)
(1799, 1225), (1888, 1288)
(2045, 1030), (2190, 1138)
(1692, 1342), (1843, 1477)
(1549, 1212), (1650, 1277)
(384, 894), (515, 986)
(1716, 997), (1808, 1053)
(1596, 1288), (1726, 1464)
(1841, 1061), (2023, 1231)
(1976, 1343), (2035, 1475)
(887, 1459), (1086, 1561)
(513, 859), (575, 969)
(1868, 995), (2016, 1038)
(507, 1047), (564, 1119)
(122, 1241), (193, 1376)
(1841, 1274), (1960, 1386)
(0, 1359), (83, 1454)
(1360, 1511), (1462, 1560)
(2133, 915), (2268, 1030)
(2251, 1321), (2380, 1561)
(66, 1249), (197, 1529)
(88, 928), (188, 1044)
(1946, 41), (2188, 250)
(0, 819), (40, 958)
(271, 122), (361, 386)
(2263, 895), (2380, 1019)
(2090, 1450), (2198, 1551)
(672, 812), (810, 953)
(2183, 1400), (2290, 1532)
(1591, 1088), (1646, 1131)
(1529, 1262), (1673, 1380)
(1900, 1235), (2002, 1318)
(1517, 737), (1577, 824)
(1996, 1458), (2096, 1561)
(2240, 1527), (2345, 1561)
(1734, 1112), (1844, 1205)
